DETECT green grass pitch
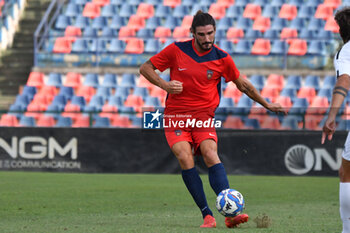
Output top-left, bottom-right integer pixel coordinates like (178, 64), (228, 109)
(0, 172), (341, 233)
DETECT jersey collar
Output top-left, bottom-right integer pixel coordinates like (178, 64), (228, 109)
(192, 39), (213, 57)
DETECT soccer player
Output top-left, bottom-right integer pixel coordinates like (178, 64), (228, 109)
(322, 7), (350, 233)
(140, 11), (286, 228)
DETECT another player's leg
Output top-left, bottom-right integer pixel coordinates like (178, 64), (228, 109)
(339, 158), (350, 233)
(171, 141), (216, 228)
(199, 139), (249, 228)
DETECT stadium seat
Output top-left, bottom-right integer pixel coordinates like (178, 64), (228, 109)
(226, 27), (244, 43)
(270, 0), (287, 7)
(84, 73), (100, 88)
(244, 118), (260, 129)
(251, 38), (271, 55)
(25, 102), (46, 119)
(266, 73), (284, 91)
(324, 17), (339, 33)
(93, 0), (110, 7)
(100, 104), (119, 119)
(324, 0), (341, 8)
(150, 86), (167, 105)
(223, 116), (245, 129)
(263, 29), (280, 39)
(108, 39), (125, 53)
(243, 4), (261, 20)
(51, 95), (67, 109)
(82, 27), (98, 37)
(270, 40), (288, 54)
(315, 4), (334, 20)
(133, 87), (149, 100)
(136, 3), (154, 19)
(101, 73), (118, 88)
(219, 40), (234, 54)
(164, 15), (181, 30)
(236, 16), (253, 29)
(124, 38), (144, 54)
(304, 75), (321, 91)
(110, 15), (127, 30)
(323, 75), (336, 89)
(279, 4), (297, 20)
(298, 5), (315, 18)
(82, 2), (101, 19)
(0, 114), (19, 127)
(208, 3), (226, 19)
(289, 18), (307, 30)
(52, 37), (72, 53)
(65, 72), (82, 88)
(71, 95), (86, 109)
(260, 116), (281, 130)
(120, 73), (136, 87)
(93, 116), (110, 127)
(71, 38), (89, 53)
(280, 28), (298, 40)
(55, 15), (72, 30)
(173, 5), (190, 18)
(124, 95), (144, 112)
(21, 86), (37, 99)
(136, 28), (154, 38)
(275, 96), (293, 111)
(232, 95), (253, 115)
(47, 73), (62, 87)
(95, 87), (112, 102)
(74, 15), (91, 28)
(234, 39), (253, 54)
(76, 86), (95, 103)
(172, 26), (190, 39)
(55, 116), (73, 127)
(261, 86), (280, 102)
(46, 103), (64, 120)
(37, 115), (55, 127)
(299, 28), (318, 39)
(58, 86), (74, 101)
(287, 39), (307, 56)
(118, 26), (137, 40)
(154, 5), (172, 18)
(115, 86), (131, 101)
(72, 115), (90, 127)
(110, 114), (131, 127)
(163, 0), (181, 8)
(154, 26), (172, 43)
(245, 29), (262, 38)
(127, 15), (146, 31)
(249, 74), (265, 91)
(297, 87), (316, 104)
(307, 40), (327, 56)
(181, 15), (193, 28)
(91, 16), (108, 30)
(64, 3), (81, 17)
(308, 18), (326, 31)
(262, 5), (279, 18)
(307, 96), (329, 115)
(144, 96), (161, 108)
(252, 16), (271, 32)
(280, 115), (299, 130)
(101, 4), (118, 17)
(27, 72), (44, 88)
(101, 28), (118, 38)
(226, 5), (244, 18)
(118, 3), (136, 17)
(19, 116), (36, 127)
(270, 17), (289, 30)
(62, 103), (82, 121)
(64, 26), (82, 42)
(217, 17), (234, 31)
(285, 75), (302, 90)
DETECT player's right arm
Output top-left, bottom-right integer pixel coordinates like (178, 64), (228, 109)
(322, 73), (350, 144)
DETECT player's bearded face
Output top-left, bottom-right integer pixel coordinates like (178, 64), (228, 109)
(193, 25), (216, 52)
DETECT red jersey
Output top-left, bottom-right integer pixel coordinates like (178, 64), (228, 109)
(150, 39), (240, 115)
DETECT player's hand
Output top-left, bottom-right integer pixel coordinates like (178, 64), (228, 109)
(321, 117), (336, 144)
(163, 80), (183, 94)
(266, 103), (287, 115)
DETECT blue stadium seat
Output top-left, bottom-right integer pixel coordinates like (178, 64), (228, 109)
(83, 27), (98, 37)
(55, 15), (72, 30)
(136, 28), (154, 38)
(190, 4), (209, 15)
(232, 95), (253, 115)
(74, 15), (91, 28)
(285, 75), (301, 89)
(280, 88), (298, 102)
(289, 0), (303, 7)
(120, 74), (136, 87)
(217, 17), (234, 31)
(323, 75), (336, 89)
(108, 39), (125, 53)
(245, 29), (262, 39)
(337, 120), (350, 130)
(64, 3), (81, 17)
(216, 97), (235, 120)
(298, 6), (315, 18)
(216, 29), (227, 40)
(254, 0), (269, 5)
(114, 86), (130, 101)
(108, 96), (124, 107)
(119, 106), (136, 118)
(270, 0), (287, 7)
(289, 18), (307, 30)
(299, 28), (318, 39)
(47, 73), (62, 87)
(145, 16), (162, 30)
(110, 16), (128, 30)
(111, 0), (123, 6)
(306, 0), (323, 7)
(234, 39), (253, 54)
(173, 5), (190, 18)
(93, 116), (110, 127)
(317, 29), (334, 40)
(71, 95), (86, 109)
(92, 16), (109, 30)
(263, 29), (280, 39)
(89, 39), (108, 53)
(218, 40), (234, 54)
(58, 86), (74, 100)
(235, 16), (253, 29)
(8, 104), (25, 118)
(22, 86), (37, 99)
(154, 5), (172, 18)
(96, 86), (112, 102)
(281, 115), (299, 130)
(144, 96), (161, 107)
(270, 40), (288, 55)
(145, 0), (163, 4)
(262, 5), (279, 18)
(101, 4), (118, 17)
(130, 116), (142, 127)
(15, 94), (31, 108)
(51, 95), (67, 109)
(182, 0), (197, 6)
(102, 73), (118, 88)
(72, 0), (89, 5)
(128, 0), (142, 6)
(304, 75), (321, 91)
(289, 98), (309, 118)
(84, 73), (100, 87)
(119, 4), (136, 17)
(134, 87), (149, 100)
(249, 74), (265, 90)
(46, 104), (63, 119)
(226, 5), (244, 19)
(101, 28), (118, 37)
(19, 116), (36, 127)
(270, 17), (289, 30)
(318, 87), (332, 102)
(160, 74), (170, 82)
(244, 118), (260, 129)
(307, 40), (327, 56)
(55, 116), (73, 127)
(164, 15), (181, 30)
(307, 18), (325, 31)
(144, 39), (162, 54)
(87, 95), (105, 111)
(71, 38), (89, 53)
(235, 0), (251, 7)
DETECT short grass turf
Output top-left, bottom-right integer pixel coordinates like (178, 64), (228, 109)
(0, 172), (341, 233)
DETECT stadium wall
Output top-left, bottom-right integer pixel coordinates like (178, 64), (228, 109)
(0, 128), (345, 176)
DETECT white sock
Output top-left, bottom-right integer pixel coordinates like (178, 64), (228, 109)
(340, 182), (350, 233)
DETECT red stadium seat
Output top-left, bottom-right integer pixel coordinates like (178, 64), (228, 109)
(181, 15), (193, 28)
(325, 17), (339, 33)
(110, 114), (131, 127)
(32, 93), (52, 106)
(252, 16), (271, 33)
(324, 0), (341, 9)
(251, 38), (271, 55)
(76, 86), (96, 103)
(62, 103), (81, 121)
(261, 86), (280, 102)
(297, 87), (316, 104)
(127, 15), (146, 31)
(280, 28), (298, 40)
(154, 26), (172, 43)
(279, 4), (298, 20)
(260, 116), (281, 130)
(53, 37), (72, 54)
(25, 102), (46, 119)
(223, 116), (245, 129)
(223, 82), (242, 104)
(82, 2), (101, 19)
(306, 96), (329, 115)
(226, 27), (244, 43)
(100, 104), (118, 119)
(72, 115), (90, 127)
(124, 38), (144, 54)
(36, 115), (55, 127)
(274, 96), (292, 112)
(64, 72), (82, 89)
(27, 71), (45, 88)
(287, 39), (307, 56)
(302, 115), (322, 130)
(0, 114), (19, 127)
(217, 0), (235, 8)
(163, 0), (181, 8)
(208, 3), (226, 20)
(92, 0), (110, 7)
(64, 26), (82, 42)
(266, 74), (284, 91)
(314, 4), (334, 20)
(38, 85), (58, 97)
(243, 4), (261, 20)
(150, 86), (167, 106)
(136, 3), (154, 19)
(118, 26), (136, 40)
(124, 95), (144, 112)
(138, 75), (154, 91)
(172, 26), (190, 39)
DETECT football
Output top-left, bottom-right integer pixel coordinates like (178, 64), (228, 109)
(216, 188), (245, 217)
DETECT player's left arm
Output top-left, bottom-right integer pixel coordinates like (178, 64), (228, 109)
(232, 75), (287, 114)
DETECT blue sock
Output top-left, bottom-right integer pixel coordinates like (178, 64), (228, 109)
(208, 163), (230, 195)
(182, 167), (213, 218)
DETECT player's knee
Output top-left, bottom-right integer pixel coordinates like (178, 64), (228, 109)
(202, 148), (220, 166)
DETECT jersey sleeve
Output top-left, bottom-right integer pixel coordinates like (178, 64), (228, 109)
(334, 44), (350, 77)
(149, 43), (176, 72)
(221, 55), (240, 82)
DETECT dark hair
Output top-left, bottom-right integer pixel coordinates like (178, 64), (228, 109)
(335, 7), (350, 43)
(191, 11), (216, 33)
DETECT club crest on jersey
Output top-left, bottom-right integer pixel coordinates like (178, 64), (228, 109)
(207, 70), (213, 80)
(175, 130), (182, 136)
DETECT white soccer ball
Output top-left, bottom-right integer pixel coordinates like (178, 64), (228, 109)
(216, 188), (245, 217)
